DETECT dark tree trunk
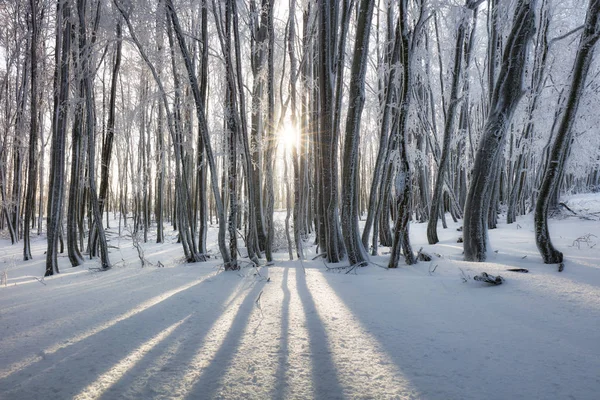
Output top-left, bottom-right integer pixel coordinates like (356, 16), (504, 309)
(78, 0), (111, 270)
(535, 0), (600, 265)
(341, 0), (374, 265)
(24, 0), (41, 261)
(463, 0), (535, 262)
(427, 1), (479, 244)
(46, 0), (72, 276)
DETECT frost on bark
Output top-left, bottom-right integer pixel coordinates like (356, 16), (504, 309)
(317, 0), (345, 263)
(463, 0), (535, 262)
(46, 0), (71, 276)
(23, 0), (41, 261)
(388, 0), (423, 268)
(507, 3), (550, 224)
(362, 1), (400, 250)
(427, 0), (480, 245)
(165, 0), (231, 264)
(78, 0), (111, 270)
(341, 0), (374, 265)
(535, 0), (600, 265)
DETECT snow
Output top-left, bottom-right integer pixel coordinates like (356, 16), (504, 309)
(1, 197), (600, 399)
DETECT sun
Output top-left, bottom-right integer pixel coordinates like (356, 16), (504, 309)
(279, 121), (299, 150)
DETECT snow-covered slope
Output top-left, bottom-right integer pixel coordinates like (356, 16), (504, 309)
(1, 196), (599, 399)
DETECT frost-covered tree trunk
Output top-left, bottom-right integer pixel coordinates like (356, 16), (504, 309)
(249, 0), (268, 253)
(288, 0), (304, 260)
(98, 17), (122, 233)
(427, 1), (480, 245)
(23, 0), (41, 261)
(164, 0), (230, 264)
(317, 0), (345, 263)
(46, 0), (71, 276)
(362, 3), (400, 250)
(230, 0), (260, 262)
(223, 0), (239, 269)
(264, 0), (276, 262)
(67, 39), (85, 267)
(535, 0), (600, 265)
(79, 0), (111, 270)
(389, 0), (423, 268)
(507, 2), (549, 224)
(463, 0), (535, 262)
(155, 1), (166, 244)
(341, 0), (374, 265)
(193, 0), (208, 253)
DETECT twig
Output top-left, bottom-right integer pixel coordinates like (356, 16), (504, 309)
(34, 277), (47, 286)
(429, 263), (438, 275)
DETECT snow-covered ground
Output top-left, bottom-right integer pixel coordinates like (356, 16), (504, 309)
(1, 194), (600, 399)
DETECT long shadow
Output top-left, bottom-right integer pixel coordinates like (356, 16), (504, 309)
(184, 273), (268, 400)
(295, 268), (345, 399)
(0, 273), (236, 399)
(272, 266), (291, 398)
(100, 274), (267, 399)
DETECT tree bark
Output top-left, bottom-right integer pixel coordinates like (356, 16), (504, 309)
(341, 0), (374, 265)
(535, 0), (600, 264)
(463, 0), (536, 262)
(46, 0), (71, 276)
(23, 0), (41, 261)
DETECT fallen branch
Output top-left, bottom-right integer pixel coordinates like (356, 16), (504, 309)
(473, 272), (504, 285)
(558, 202), (577, 215)
(417, 247), (432, 262)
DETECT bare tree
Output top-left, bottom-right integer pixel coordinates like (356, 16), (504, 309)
(463, 0), (536, 262)
(341, 0), (374, 265)
(535, 0), (600, 265)
(23, 0), (42, 260)
(46, 0), (72, 276)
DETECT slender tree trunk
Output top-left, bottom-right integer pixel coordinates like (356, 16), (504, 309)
(318, 0), (344, 263)
(98, 17), (122, 227)
(427, 1), (478, 244)
(341, 0), (373, 265)
(24, 0), (41, 260)
(79, 0), (111, 270)
(535, 0), (600, 265)
(164, 0), (231, 263)
(46, 0), (71, 276)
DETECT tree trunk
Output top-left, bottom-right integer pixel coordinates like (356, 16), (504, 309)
(463, 0), (535, 262)
(78, 0), (111, 270)
(23, 0), (41, 261)
(46, 0), (71, 276)
(427, 1), (478, 244)
(535, 0), (600, 264)
(341, 0), (374, 265)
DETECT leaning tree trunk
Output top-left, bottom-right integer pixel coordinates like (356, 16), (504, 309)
(535, 0), (600, 265)
(341, 0), (374, 265)
(463, 0), (536, 262)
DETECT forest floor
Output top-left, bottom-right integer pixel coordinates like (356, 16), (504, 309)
(1, 194), (600, 399)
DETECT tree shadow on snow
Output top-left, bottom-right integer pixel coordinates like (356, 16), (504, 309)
(294, 266), (346, 399)
(182, 273), (268, 400)
(0, 273), (237, 399)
